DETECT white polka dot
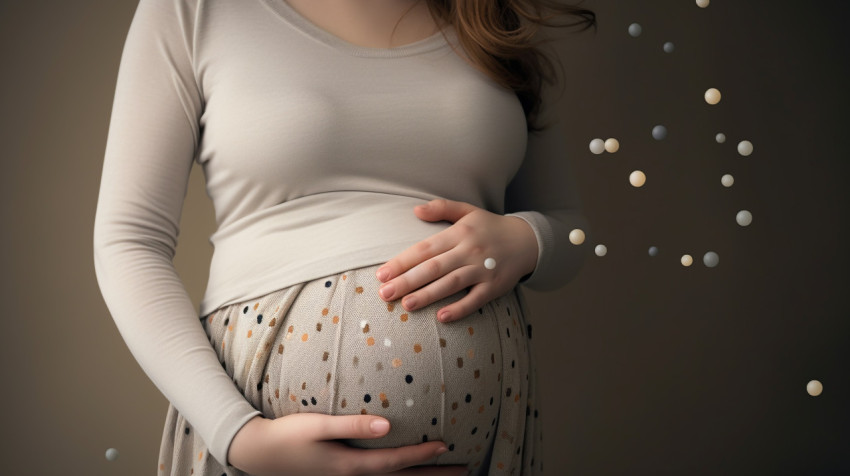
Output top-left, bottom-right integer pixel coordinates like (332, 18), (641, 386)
(360, 320), (368, 329)
(406, 398), (414, 407)
(384, 338), (392, 347)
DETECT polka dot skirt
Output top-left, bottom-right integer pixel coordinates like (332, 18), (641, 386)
(157, 263), (543, 475)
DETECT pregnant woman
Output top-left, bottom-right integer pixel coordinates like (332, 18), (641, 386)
(92, 0), (595, 474)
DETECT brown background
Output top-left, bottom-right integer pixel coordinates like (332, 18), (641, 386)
(1, 0), (848, 474)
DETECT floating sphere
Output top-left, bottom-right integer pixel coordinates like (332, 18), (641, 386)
(589, 138), (606, 155)
(681, 254), (693, 266)
(484, 257), (496, 269)
(105, 448), (119, 461)
(736, 210), (753, 226)
(715, 132), (726, 143)
(696, 0), (710, 7)
(807, 380), (823, 396)
(703, 251), (720, 268)
(595, 244), (607, 257)
(738, 140), (754, 156)
(628, 23), (642, 37)
(704, 88), (721, 105)
(721, 174), (734, 187)
(629, 170), (646, 187)
(652, 125), (667, 140)
(648, 246), (659, 257)
(604, 138), (620, 153)
(569, 228), (586, 245)
(663, 42), (674, 53)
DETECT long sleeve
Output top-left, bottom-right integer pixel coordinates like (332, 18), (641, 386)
(504, 76), (592, 292)
(92, 0), (261, 467)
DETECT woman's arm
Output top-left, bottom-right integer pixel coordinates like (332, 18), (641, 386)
(92, 0), (260, 466)
(503, 76), (592, 292)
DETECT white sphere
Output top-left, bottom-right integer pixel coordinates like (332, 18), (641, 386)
(484, 257), (496, 269)
(807, 380), (823, 396)
(648, 246), (659, 257)
(738, 140), (754, 156)
(721, 174), (734, 187)
(595, 244), (607, 257)
(736, 210), (753, 226)
(628, 23), (642, 37)
(569, 228), (585, 245)
(105, 448), (119, 461)
(715, 132), (726, 143)
(681, 254), (693, 266)
(663, 41), (675, 53)
(704, 88), (721, 105)
(604, 138), (620, 153)
(696, 0), (710, 7)
(629, 170), (646, 187)
(703, 251), (720, 268)
(589, 138), (606, 154)
(652, 125), (668, 140)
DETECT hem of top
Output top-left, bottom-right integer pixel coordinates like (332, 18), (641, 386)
(256, 0), (452, 58)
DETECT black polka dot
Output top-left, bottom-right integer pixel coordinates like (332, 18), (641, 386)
(224, 317), (229, 326)
(311, 396), (317, 405)
(422, 434), (428, 442)
(364, 394), (372, 403)
(257, 314), (263, 324)
(405, 374), (413, 384)
(448, 444), (455, 451)
(471, 427), (477, 435)
(243, 306), (249, 314)
(526, 405), (530, 416)
(301, 399), (308, 406)
(478, 308), (483, 314)
(534, 410), (538, 418)
(325, 280), (332, 287)
(511, 360), (515, 368)
(527, 324), (533, 338)
(491, 417), (496, 426)
(506, 327), (511, 337)
(516, 446), (522, 454)
(485, 431), (489, 439)
(184, 426), (190, 435)
(431, 417), (438, 425)
(489, 396), (494, 405)
(506, 306), (511, 316)
(465, 393), (471, 403)
(256, 381), (262, 391)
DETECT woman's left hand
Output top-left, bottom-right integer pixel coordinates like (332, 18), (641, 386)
(375, 198), (538, 323)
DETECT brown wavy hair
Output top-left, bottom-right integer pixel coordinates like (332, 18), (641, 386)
(395, 0), (597, 134)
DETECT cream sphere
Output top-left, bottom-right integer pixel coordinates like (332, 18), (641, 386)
(696, 0), (710, 8)
(595, 244), (607, 257)
(736, 210), (753, 226)
(629, 170), (646, 187)
(604, 138), (620, 153)
(569, 228), (586, 245)
(681, 254), (693, 266)
(738, 140), (754, 156)
(715, 132), (726, 143)
(721, 174), (734, 187)
(807, 380), (823, 396)
(589, 138), (606, 155)
(704, 88), (721, 105)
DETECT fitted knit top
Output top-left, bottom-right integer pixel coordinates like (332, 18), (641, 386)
(92, 0), (590, 467)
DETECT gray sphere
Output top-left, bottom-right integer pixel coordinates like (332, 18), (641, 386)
(703, 251), (720, 268)
(648, 246), (659, 257)
(628, 23), (642, 37)
(715, 132), (726, 143)
(652, 125), (668, 140)
(105, 448), (119, 461)
(663, 41), (675, 53)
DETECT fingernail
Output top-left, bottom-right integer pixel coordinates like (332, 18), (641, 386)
(404, 296), (417, 310)
(376, 267), (388, 281)
(370, 419), (390, 434)
(379, 283), (394, 300)
(438, 310), (451, 322)
(435, 445), (449, 455)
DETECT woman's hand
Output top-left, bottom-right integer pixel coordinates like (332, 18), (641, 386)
(228, 414), (468, 476)
(375, 198), (538, 323)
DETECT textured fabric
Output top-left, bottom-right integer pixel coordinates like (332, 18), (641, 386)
(158, 263), (543, 475)
(93, 0), (587, 467)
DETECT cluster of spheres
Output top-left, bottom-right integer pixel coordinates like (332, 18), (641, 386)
(587, 0), (757, 269)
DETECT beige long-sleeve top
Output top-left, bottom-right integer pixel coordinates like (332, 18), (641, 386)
(93, 0), (590, 467)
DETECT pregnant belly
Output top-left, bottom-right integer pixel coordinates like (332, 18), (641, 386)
(205, 263), (506, 461)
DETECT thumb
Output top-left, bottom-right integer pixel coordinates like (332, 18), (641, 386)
(314, 414), (391, 440)
(414, 198), (477, 223)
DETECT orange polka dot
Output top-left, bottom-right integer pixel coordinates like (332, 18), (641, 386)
(246, 329), (252, 338)
(316, 322), (322, 331)
(275, 305), (280, 312)
(366, 337), (375, 346)
(288, 325), (294, 333)
(467, 348), (475, 358)
(342, 274), (347, 280)
(198, 451), (203, 461)
(208, 314), (214, 324)
(269, 317), (277, 327)
(392, 358), (402, 367)
(341, 398), (347, 408)
(474, 369), (480, 378)
(441, 383), (445, 392)
(467, 326), (474, 335)
(355, 286), (363, 293)
(478, 405), (484, 413)
(254, 302), (259, 310)
(301, 333), (309, 342)
(333, 315), (339, 324)
(361, 408), (367, 414)
(379, 392), (387, 400)
(221, 340), (225, 349)
(497, 462), (504, 469)
(159, 463), (165, 470)
(457, 357), (463, 368)
(275, 389), (280, 398)
(450, 417), (456, 424)
(413, 343), (422, 353)
(387, 302), (395, 312)
(514, 394), (520, 402)
(322, 308), (329, 316)
(227, 324), (233, 332)
(400, 313), (408, 322)
(439, 338), (446, 347)
(278, 344), (284, 354)
(302, 382), (307, 390)
(322, 351), (329, 361)
(362, 323), (370, 333)
(290, 393), (296, 401)
(326, 372), (331, 383)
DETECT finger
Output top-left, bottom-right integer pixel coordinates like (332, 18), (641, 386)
(400, 262), (481, 314)
(309, 414), (395, 441)
(418, 198), (478, 224)
(347, 442), (451, 475)
(383, 251), (469, 308)
(378, 226), (459, 283)
(437, 280), (499, 324)
(376, 464), (470, 476)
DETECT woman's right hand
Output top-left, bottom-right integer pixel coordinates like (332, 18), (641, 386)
(228, 414), (469, 476)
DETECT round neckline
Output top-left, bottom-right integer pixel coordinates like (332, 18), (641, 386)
(259, 0), (454, 58)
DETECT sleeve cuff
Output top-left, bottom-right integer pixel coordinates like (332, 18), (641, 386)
(503, 211), (554, 291)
